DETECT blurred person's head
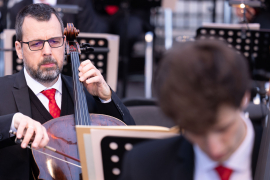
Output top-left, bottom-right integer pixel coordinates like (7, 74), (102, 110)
(155, 40), (250, 163)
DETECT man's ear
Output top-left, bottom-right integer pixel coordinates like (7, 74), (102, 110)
(15, 41), (23, 60)
(240, 91), (250, 110)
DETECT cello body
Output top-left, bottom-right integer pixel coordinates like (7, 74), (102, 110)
(32, 114), (125, 180)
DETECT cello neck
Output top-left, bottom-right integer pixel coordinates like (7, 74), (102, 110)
(64, 24), (91, 126)
(70, 51), (91, 126)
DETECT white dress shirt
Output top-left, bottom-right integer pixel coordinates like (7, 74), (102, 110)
(194, 113), (255, 180)
(24, 68), (62, 111)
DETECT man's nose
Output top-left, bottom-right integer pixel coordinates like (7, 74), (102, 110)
(42, 41), (52, 56)
(206, 135), (224, 159)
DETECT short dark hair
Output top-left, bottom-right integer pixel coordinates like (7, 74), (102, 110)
(15, 3), (64, 41)
(155, 40), (250, 133)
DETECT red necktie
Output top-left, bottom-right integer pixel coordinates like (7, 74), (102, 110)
(105, 5), (119, 15)
(215, 165), (233, 180)
(41, 89), (61, 118)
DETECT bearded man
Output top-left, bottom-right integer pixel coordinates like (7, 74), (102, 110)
(0, 3), (135, 179)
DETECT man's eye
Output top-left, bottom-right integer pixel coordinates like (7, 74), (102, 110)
(49, 39), (60, 44)
(30, 41), (42, 47)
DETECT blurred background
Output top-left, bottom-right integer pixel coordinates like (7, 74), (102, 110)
(0, 0), (252, 99)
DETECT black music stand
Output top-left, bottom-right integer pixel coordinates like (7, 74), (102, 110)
(101, 136), (151, 180)
(63, 37), (109, 80)
(93, 0), (162, 98)
(196, 27), (270, 81)
(76, 126), (178, 180)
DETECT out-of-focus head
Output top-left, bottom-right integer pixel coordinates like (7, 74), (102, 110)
(155, 40), (250, 162)
(15, 3), (65, 85)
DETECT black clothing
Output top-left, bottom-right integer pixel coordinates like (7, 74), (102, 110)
(0, 70), (135, 179)
(8, 0), (108, 33)
(251, 11), (270, 30)
(119, 123), (263, 180)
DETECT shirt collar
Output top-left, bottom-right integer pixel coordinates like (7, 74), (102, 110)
(224, 113), (254, 171)
(24, 67), (62, 95)
(193, 112), (254, 172)
(194, 144), (218, 172)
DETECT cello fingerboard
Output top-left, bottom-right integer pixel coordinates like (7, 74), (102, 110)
(70, 51), (91, 126)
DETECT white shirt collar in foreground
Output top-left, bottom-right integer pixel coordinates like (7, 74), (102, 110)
(194, 112), (254, 172)
(24, 68), (62, 95)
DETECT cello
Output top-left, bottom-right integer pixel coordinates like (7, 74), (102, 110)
(30, 23), (126, 180)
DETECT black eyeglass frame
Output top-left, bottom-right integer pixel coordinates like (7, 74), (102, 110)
(20, 36), (65, 51)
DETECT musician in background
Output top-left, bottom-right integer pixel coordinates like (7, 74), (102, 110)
(234, 0), (270, 29)
(0, 3), (134, 179)
(119, 40), (263, 180)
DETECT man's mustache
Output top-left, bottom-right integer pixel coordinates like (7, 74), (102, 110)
(38, 58), (58, 67)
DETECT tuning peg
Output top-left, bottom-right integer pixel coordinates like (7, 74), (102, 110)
(80, 43), (94, 53)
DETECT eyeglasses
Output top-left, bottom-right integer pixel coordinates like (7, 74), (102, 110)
(21, 36), (65, 51)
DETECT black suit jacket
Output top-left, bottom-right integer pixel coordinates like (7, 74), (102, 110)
(0, 70), (134, 179)
(119, 123), (263, 180)
(8, 0), (108, 33)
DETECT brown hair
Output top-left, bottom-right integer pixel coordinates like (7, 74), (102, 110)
(15, 3), (64, 41)
(155, 40), (250, 133)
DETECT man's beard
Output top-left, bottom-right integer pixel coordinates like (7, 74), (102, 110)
(24, 56), (63, 83)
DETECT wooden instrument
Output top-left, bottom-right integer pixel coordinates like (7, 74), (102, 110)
(31, 23), (126, 180)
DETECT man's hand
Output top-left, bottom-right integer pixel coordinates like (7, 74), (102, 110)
(13, 113), (49, 149)
(78, 60), (111, 101)
(234, 7), (256, 22)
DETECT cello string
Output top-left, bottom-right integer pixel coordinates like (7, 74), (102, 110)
(72, 51), (90, 126)
(75, 52), (85, 126)
(75, 52), (90, 126)
(29, 146), (82, 168)
(74, 52), (82, 125)
(71, 52), (80, 125)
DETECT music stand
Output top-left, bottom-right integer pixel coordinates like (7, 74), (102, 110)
(76, 125), (178, 180)
(196, 24), (270, 81)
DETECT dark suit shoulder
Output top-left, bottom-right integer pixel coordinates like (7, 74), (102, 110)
(128, 135), (191, 163)
(132, 135), (185, 154)
(120, 135), (192, 180)
(0, 73), (17, 88)
(0, 73), (20, 110)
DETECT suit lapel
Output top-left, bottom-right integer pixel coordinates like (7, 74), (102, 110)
(12, 70), (32, 117)
(172, 137), (195, 180)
